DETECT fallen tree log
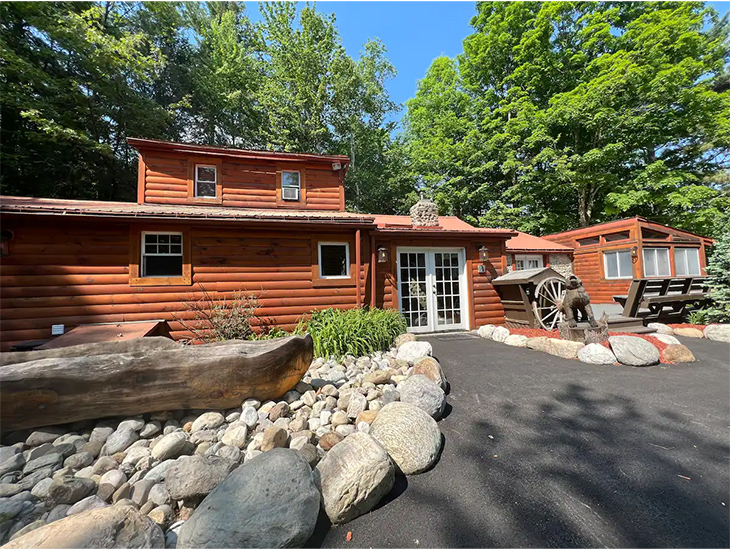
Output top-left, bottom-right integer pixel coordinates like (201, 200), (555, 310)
(0, 335), (313, 432)
(0, 336), (180, 366)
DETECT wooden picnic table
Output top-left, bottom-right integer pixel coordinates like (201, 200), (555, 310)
(613, 277), (709, 321)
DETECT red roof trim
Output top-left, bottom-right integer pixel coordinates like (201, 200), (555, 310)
(127, 137), (351, 166)
(544, 217), (712, 242)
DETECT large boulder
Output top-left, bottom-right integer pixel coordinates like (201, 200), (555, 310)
(177, 449), (319, 548)
(165, 455), (236, 501)
(673, 327), (704, 338)
(491, 326), (510, 343)
(396, 341), (432, 363)
(609, 336), (660, 366)
(663, 344), (696, 363)
(476, 325), (496, 339)
(704, 324), (730, 343)
(397, 375), (446, 419)
(412, 357), (447, 391)
(315, 433), (394, 524)
(2, 505), (164, 548)
(527, 337), (584, 359)
(370, 402), (441, 475)
(504, 334), (528, 347)
(647, 322), (674, 334)
(652, 334), (681, 346)
(577, 343), (617, 365)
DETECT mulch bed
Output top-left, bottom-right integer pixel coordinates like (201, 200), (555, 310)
(668, 323), (707, 330)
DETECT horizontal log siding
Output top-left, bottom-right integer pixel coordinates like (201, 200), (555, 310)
(142, 151), (344, 211)
(0, 216), (361, 350)
(374, 236), (506, 329)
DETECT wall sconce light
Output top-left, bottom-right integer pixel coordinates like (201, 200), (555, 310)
(377, 246), (389, 263)
(0, 230), (13, 256)
(631, 246), (638, 258)
(478, 245), (489, 263)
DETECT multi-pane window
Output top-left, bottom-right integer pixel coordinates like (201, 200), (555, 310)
(643, 248), (671, 277)
(515, 254), (543, 271)
(195, 165), (217, 198)
(435, 252), (461, 326)
(318, 242), (349, 278)
(142, 233), (183, 277)
(674, 248), (701, 276)
(604, 249), (633, 279)
(281, 171), (301, 201)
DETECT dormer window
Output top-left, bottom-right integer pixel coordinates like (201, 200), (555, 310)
(195, 165), (217, 198)
(281, 171), (301, 201)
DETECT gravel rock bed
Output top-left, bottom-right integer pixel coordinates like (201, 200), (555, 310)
(0, 338), (447, 547)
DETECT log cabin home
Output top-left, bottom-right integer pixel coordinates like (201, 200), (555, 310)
(544, 218), (714, 304)
(0, 138), (519, 350)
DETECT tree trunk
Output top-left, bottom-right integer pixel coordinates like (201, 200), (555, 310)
(0, 335), (313, 432)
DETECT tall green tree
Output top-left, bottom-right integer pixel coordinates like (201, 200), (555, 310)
(0, 2), (171, 200)
(405, 2), (730, 237)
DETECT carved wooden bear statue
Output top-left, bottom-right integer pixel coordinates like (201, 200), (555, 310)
(559, 274), (598, 328)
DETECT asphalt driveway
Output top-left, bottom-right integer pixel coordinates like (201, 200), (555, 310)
(314, 334), (730, 548)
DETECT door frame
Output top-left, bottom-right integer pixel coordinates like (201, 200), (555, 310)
(396, 246), (470, 333)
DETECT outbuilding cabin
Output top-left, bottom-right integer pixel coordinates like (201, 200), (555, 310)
(544, 218), (714, 304)
(0, 139), (516, 350)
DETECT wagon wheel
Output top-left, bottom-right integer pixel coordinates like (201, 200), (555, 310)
(532, 277), (567, 330)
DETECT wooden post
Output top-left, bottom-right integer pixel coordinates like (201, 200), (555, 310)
(370, 233), (377, 308)
(355, 229), (361, 308)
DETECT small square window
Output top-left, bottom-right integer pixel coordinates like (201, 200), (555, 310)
(195, 165), (217, 198)
(142, 233), (184, 277)
(319, 242), (349, 278)
(281, 171), (300, 201)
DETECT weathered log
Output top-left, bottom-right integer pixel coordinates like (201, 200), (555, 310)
(0, 336), (179, 366)
(0, 335), (313, 432)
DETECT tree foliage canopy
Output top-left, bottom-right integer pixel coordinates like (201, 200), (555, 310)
(404, 1), (730, 237)
(1, 1), (728, 237)
(0, 1), (403, 211)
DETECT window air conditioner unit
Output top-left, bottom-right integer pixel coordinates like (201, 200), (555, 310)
(282, 187), (300, 201)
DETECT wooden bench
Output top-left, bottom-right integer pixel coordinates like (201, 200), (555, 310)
(613, 277), (709, 321)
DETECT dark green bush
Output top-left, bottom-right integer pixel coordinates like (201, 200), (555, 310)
(297, 307), (408, 359)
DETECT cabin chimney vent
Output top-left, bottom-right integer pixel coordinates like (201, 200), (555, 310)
(410, 195), (439, 227)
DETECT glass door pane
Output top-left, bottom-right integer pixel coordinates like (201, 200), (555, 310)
(399, 252), (429, 330)
(433, 252), (462, 327)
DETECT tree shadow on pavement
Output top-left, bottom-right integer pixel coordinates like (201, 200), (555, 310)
(406, 382), (730, 548)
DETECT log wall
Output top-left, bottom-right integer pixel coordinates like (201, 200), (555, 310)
(141, 151), (344, 211)
(0, 216), (365, 351)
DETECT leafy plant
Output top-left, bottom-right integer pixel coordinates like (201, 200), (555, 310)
(173, 287), (262, 343)
(687, 307), (710, 325)
(297, 307), (407, 359)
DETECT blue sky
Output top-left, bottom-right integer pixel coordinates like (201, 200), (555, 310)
(246, 1), (730, 126)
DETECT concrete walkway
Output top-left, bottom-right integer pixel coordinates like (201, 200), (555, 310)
(314, 334), (730, 548)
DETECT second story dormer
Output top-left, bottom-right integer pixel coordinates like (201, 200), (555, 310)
(128, 138), (350, 211)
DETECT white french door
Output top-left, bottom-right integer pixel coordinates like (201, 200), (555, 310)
(397, 248), (469, 333)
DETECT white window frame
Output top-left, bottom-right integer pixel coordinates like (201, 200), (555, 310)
(141, 231), (184, 278)
(674, 247), (701, 276)
(194, 164), (217, 198)
(515, 254), (544, 271)
(603, 249), (633, 280)
(643, 247), (671, 278)
(318, 242), (350, 279)
(281, 170), (301, 201)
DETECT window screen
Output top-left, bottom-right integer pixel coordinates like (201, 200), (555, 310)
(674, 248), (701, 276)
(604, 250), (632, 279)
(142, 233), (183, 277)
(195, 165), (217, 198)
(643, 248), (670, 277)
(319, 243), (349, 278)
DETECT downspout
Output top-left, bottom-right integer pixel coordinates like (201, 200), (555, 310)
(370, 232), (377, 308)
(355, 229), (361, 308)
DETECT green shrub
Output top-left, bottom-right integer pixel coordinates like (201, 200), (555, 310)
(687, 307), (710, 325)
(705, 229), (730, 322)
(298, 307), (407, 359)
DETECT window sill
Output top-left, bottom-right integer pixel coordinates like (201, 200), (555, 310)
(130, 276), (192, 287)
